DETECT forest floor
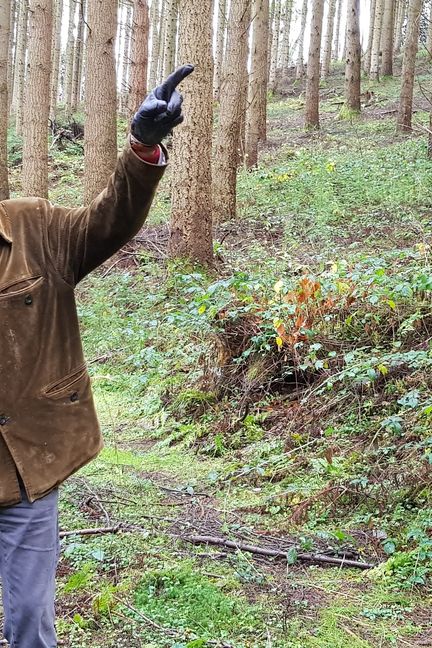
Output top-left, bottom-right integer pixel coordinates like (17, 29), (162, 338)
(5, 58), (432, 647)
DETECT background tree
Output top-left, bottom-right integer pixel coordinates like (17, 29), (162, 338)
(296, 0), (308, 78)
(213, 0), (251, 221)
(22, 0), (52, 198)
(64, 0), (77, 115)
(370, 0), (385, 79)
(128, 0), (149, 116)
(364, 0), (377, 73)
(333, 0), (343, 59)
(426, 0), (432, 55)
(71, 0), (86, 113)
(162, 0), (178, 79)
(344, 0), (361, 113)
(7, 0), (16, 114)
(119, 2), (133, 114)
(84, 0), (117, 203)
(246, 0), (269, 167)
(304, 0), (325, 129)
(397, 0), (423, 131)
(49, 0), (64, 121)
(12, 0), (28, 135)
(0, 0), (10, 200)
(394, 0), (407, 54)
(322, 0), (337, 78)
(380, 0), (395, 76)
(213, 0), (227, 100)
(279, 0), (292, 83)
(268, 0), (281, 91)
(148, 0), (160, 88)
(169, 0), (214, 263)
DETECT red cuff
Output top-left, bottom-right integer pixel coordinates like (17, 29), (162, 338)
(130, 141), (161, 164)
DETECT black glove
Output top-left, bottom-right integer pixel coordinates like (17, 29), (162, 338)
(131, 65), (195, 146)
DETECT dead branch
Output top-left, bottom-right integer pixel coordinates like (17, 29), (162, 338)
(59, 525), (122, 538)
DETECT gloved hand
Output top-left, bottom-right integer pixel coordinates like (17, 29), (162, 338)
(131, 64), (195, 146)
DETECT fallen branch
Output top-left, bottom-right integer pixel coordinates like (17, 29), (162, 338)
(185, 535), (375, 570)
(59, 525), (122, 538)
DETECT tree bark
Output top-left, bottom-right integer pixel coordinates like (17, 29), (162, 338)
(148, 0), (160, 88)
(162, 0), (177, 79)
(267, 0), (274, 78)
(12, 0), (28, 135)
(64, 0), (77, 115)
(120, 2), (133, 114)
(333, 0), (343, 59)
(380, 0), (395, 76)
(50, 0), (64, 121)
(370, 0), (385, 79)
(426, 0), (432, 56)
(344, 0), (361, 113)
(7, 0), (16, 114)
(169, 0), (213, 264)
(304, 0), (325, 129)
(397, 0), (422, 132)
(364, 0), (377, 73)
(268, 0), (281, 91)
(128, 0), (149, 117)
(84, 0), (117, 203)
(279, 0), (292, 78)
(213, 0), (227, 100)
(0, 0), (10, 200)
(296, 0), (308, 78)
(213, 0), (251, 220)
(71, 0), (86, 113)
(157, 0), (166, 83)
(22, 0), (52, 198)
(246, 0), (269, 167)
(322, 0), (337, 78)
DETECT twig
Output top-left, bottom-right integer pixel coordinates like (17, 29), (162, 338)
(59, 525), (122, 538)
(184, 535), (375, 570)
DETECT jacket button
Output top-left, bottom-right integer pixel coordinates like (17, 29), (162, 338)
(0, 415), (9, 426)
(70, 392), (79, 402)
(24, 295), (33, 305)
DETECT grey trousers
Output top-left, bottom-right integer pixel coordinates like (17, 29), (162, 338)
(0, 483), (59, 648)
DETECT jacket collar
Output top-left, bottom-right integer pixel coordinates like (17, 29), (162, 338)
(0, 203), (13, 243)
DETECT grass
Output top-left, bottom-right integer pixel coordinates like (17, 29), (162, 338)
(5, 62), (432, 647)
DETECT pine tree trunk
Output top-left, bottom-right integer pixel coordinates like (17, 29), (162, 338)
(322, 0), (337, 78)
(148, 0), (160, 88)
(120, 3), (133, 114)
(169, 0), (213, 263)
(394, 0), (405, 54)
(279, 0), (292, 78)
(426, 0), (432, 56)
(380, 0), (395, 76)
(344, 0), (361, 113)
(22, 0), (52, 198)
(64, 0), (77, 115)
(157, 0), (166, 83)
(333, 0), (343, 58)
(128, 0), (149, 116)
(49, 0), (63, 121)
(296, 0), (308, 79)
(267, 0), (274, 78)
(163, 0), (177, 79)
(7, 0), (16, 114)
(364, 0), (377, 73)
(12, 0), (28, 135)
(213, 0), (227, 100)
(84, 0), (117, 203)
(304, 0), (325, 129)
(269, 0), (281, 91)
(71, 0), (85, 113)
(213, 0), (250, 221)
(397, 0), (422, 132)
(246, 0), (269, 167)
(0, 0), (10, 200)
(370, 0), (385, 78)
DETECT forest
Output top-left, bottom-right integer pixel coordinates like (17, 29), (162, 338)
(0, 0), (432, 646)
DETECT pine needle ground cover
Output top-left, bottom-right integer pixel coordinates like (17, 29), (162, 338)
(6, 72), (432, 647)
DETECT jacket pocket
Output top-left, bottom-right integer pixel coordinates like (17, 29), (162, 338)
(0, 275), (44, 299)
(42, 365), (90, 401)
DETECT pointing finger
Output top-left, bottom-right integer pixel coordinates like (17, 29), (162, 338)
(155, 64), (195, 101)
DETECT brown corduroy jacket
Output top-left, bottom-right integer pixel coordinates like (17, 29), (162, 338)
(0, 140), (166, 506)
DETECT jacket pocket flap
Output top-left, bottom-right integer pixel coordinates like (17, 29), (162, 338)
(42, 365), (89, 400)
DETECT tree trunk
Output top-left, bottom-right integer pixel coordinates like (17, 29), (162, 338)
(267, 0), (274, 78)
(148, 0), (160, 88)
(394, 0), (405, 53)
(71, 0), (86, 113)
(128, 0), (149, 117)
(169, 0), (213, 263)
(370, 0), (385, 79)
(12, 0), (28, 135)
(304, 0), (325, 129)
(397, 0), (422, 132)
(120, 3), (133, 114)
(213, 0), (227, 100)
(344, 0), (361, 113)
(64, 0), (77, 115)
(333, 0), (343, 58)
(84, 0), (117, 203)
(22, 0), (52, 198)
(268, 0), (281, 91)
(49, 0), (64, 121)
(0, 0), (10, 200)
(321, 0), (337, 78)
(364, 0), (377, 73)
(296, 0), (308, 78)
(380, 0), (395, 75)
(157, 0), (166, 83)
(7, 0), (16, 114)
(279, 0), (292, 78)
(426, 0), (432, 56)
(246, 0), (269, 167)
(162, 0), (177, 79)
(213, 0), (250, 220)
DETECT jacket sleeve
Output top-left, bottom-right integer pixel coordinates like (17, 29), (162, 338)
(44, 138), (167, 285)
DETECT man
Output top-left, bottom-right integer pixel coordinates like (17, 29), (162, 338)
(0, 64), (194, 648)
